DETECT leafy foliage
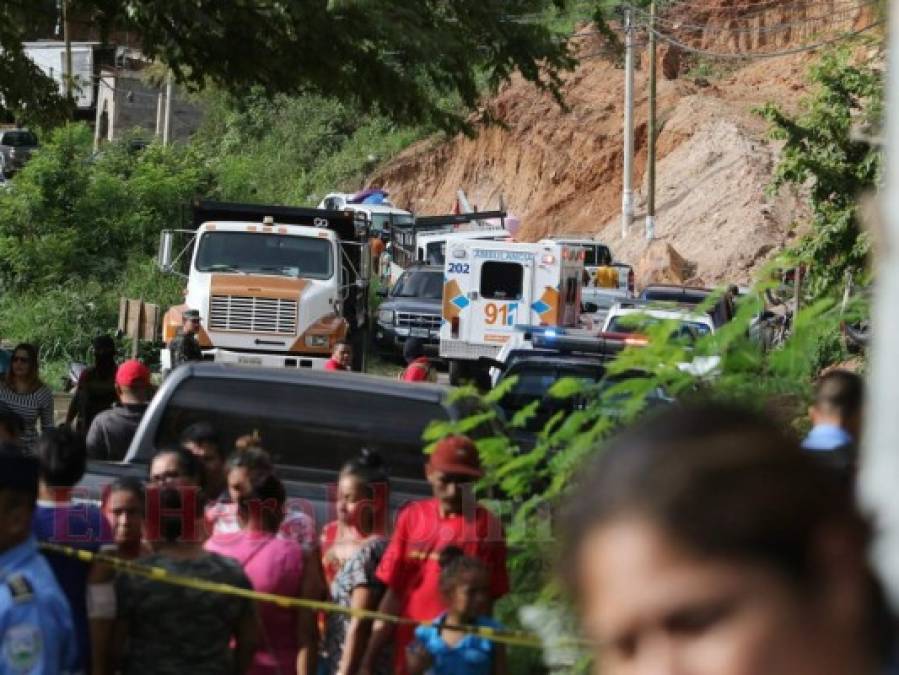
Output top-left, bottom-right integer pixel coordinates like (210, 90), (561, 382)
(0, 125), (197, 366)
(759, 48), (883, 296)
(0, 124), (212, 291)
(2, 0), (577, 133)
(426, 284), (859, 667)
(195, 89), (422, 205)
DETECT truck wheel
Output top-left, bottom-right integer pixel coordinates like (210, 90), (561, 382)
(351, 327), (368, 372)
(448, 360), (467, 386)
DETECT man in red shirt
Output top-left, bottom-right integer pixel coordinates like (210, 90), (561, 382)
(400, 338), (433, 383)
(359, 435), (508, 674)
(323, 340), (352, 371)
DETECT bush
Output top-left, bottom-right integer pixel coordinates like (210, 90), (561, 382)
(0, 123), (213, 292)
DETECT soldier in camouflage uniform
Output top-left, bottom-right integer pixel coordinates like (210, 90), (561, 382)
(167, 309), (203, 369)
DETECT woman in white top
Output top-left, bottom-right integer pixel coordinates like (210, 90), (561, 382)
(0, 342), (54, 451)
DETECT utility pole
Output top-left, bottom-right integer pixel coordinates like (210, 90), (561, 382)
(162, 70), (173, 146)
(861, 0), (899, 607)
(646, 0), (657, 241)
(155, 92), (164, 137)
(62, 0), (73, 101)
(621, 6), (635, 240)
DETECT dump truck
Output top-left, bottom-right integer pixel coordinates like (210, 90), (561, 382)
(157, 200), (371, 371)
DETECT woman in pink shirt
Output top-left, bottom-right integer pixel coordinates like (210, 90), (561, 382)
(206, 471), (318, 675)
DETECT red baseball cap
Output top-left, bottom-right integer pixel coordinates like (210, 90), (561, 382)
(428, 435), (483, 477)
(115, 359), (151, 388)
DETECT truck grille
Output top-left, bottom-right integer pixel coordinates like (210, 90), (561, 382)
(208, 296), (298, 335)
(396, 312), (441, 331)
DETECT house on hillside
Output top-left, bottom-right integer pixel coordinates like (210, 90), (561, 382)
(22, 8), (202, 146)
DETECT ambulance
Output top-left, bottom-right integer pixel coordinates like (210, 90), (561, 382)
(440, 239), (585, 384)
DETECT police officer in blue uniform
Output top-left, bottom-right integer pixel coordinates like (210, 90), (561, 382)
(0, 444), (79, 674)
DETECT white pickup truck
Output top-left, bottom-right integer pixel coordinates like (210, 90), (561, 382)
(549, 238), (634, 324)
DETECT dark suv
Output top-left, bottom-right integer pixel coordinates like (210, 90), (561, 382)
(0, 129), (38, 176)
(375, 264), (442, 356)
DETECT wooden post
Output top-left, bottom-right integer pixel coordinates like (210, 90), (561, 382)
(791, 266), (802, 318)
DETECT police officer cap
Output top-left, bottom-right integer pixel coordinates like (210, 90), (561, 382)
(182, 309), (201, 321)
(0, 442), (38, 495)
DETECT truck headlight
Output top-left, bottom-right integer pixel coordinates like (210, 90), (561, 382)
(305, 335), (329, 348)
(378, 309), (394, 324)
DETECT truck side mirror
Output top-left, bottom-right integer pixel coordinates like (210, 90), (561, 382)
(158, 230), (174, 272)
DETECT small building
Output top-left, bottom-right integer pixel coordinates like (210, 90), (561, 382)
(23, 41), (113, 114)
(93, 67), (203, 147)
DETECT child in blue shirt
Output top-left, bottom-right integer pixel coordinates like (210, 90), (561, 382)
(406, 545), (508, 675)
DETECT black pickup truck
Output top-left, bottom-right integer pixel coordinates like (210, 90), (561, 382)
(80, 363), (498, 526)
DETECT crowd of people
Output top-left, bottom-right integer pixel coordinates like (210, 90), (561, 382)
(0, 398), (512, 674)
(0, 319), (877, 675)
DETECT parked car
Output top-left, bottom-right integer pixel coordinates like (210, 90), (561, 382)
(0, 128), (38, 176)
(603, 301), (721, 377)
(484, 330), (670, 442)
(638, 284), (736, 327)
(79, 362), (501, 525)
(374, 264), (443, 357)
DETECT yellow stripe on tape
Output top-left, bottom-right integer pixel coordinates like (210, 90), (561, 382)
(39, 542), (549, 650)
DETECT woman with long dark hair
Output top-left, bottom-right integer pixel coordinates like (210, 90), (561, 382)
(0, 342), (53, 450)
(561, 402), (893, 675)
(319, 449), (392, 675)
(206, 470), (317, 675)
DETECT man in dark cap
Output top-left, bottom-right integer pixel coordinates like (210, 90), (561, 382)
(66, 335), (118, 436)
(167, 308), (203, 369)
(0, 443), (79, 674)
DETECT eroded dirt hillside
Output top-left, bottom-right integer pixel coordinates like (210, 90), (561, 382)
(372, 1), (877, 286)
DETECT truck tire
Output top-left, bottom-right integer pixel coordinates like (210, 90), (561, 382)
(351, 326), (368, 372)
(448, 359), (467, 386)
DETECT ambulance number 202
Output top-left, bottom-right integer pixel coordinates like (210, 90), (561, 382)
(448, 263), (470, 274)
(485, 302), (517, 326)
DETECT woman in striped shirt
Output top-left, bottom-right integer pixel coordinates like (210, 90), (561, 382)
(0, 342), (54, 451)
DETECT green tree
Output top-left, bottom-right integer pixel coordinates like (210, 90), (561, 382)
(4, 0), (576, 132)
(759, 48), (883, 296)
(0, 124), (213, 291)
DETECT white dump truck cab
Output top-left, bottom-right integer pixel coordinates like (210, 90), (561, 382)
(158, 201), (370, 372)
(439, 239), (584, 385)
(318, 192), (413, 237)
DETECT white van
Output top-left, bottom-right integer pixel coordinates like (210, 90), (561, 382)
(440, 240), (584, 384)
(416, 228), (512, 266)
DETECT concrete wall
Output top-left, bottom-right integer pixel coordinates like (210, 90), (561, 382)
(94, 68), (202, 146)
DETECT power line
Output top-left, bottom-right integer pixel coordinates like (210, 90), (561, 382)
(647, 18), (883, 59)
(652, 0), (848, 15)
(633, 0), (877, 35)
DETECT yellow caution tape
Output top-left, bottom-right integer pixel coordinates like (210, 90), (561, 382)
(39, 542), (552, 650)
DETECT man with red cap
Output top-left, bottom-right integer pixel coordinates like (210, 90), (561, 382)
(359, 435), (508, 674)
(86, 360), (152, 461)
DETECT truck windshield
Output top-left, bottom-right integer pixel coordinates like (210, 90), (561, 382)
(392, 269), (443, 299)
(195, 232), (333, 279)
(583, 245), (612, 266)
(425, 242), (445, 265)
(607, 315), (712, 338)
(370, 213), (413, 234)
